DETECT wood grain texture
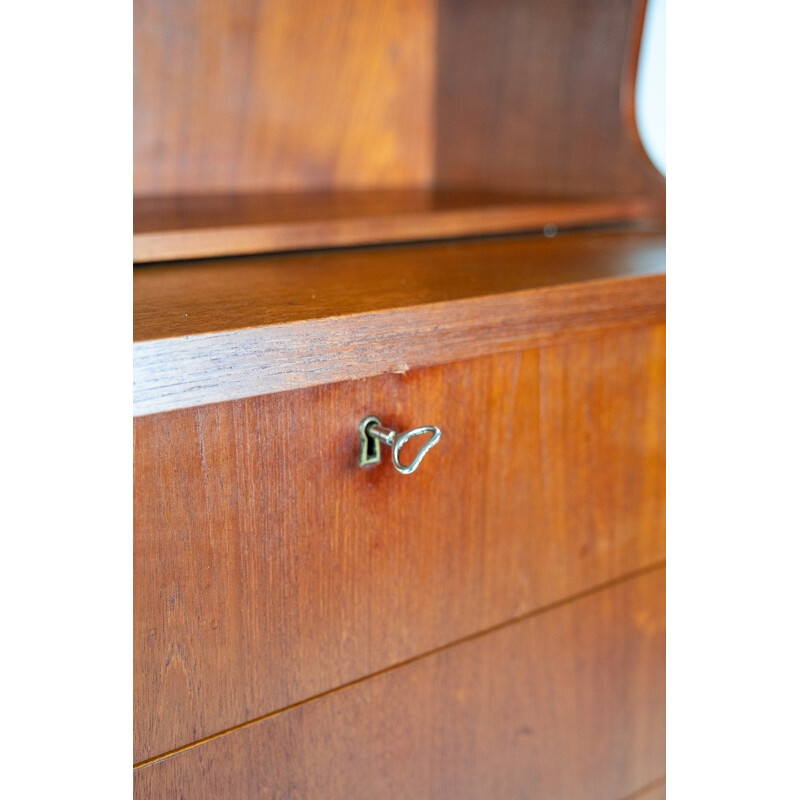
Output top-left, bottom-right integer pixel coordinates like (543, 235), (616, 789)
(134, 0), (663, 205)
(133, 230), (665, 415)
(134, 0), (435, 196)
(435, 0), (665, 200)
(623, 777), (667, 799)
(134, 231), (664, 341)
(134, 323), (665, 763)
(133, 189), (652, 263)
(134, 567), (666, 798)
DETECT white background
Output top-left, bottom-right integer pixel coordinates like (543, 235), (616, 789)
(637, 0), (666, 175)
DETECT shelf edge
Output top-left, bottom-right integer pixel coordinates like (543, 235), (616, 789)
(133, 273), (665, 417)
(133, 197), (653, 263)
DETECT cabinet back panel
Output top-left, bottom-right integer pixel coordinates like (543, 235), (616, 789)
(134, 0), (435, 195)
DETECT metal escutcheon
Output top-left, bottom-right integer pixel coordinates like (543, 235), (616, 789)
(358, 416), (442, 475)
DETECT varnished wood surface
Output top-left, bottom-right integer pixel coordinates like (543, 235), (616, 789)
(133, 189), (652, 262)
(436, 0), (664, 200)
(134, 324), (665, 762)
(134, 0), (663, 207)
(133, 1), (667, 791)
(134, 567), (666, 797)
(134, 231), (664, 341)
(133, 231), (665, 415)
(623, 777), (667, 799)
(134, 0), (435, 196)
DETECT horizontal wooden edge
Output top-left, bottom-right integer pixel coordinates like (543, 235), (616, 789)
(133, 198), (652, 263)
(133, 273), (665, 417)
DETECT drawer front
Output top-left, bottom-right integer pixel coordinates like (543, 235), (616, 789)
(134, 568), (666, 798)
(134, 323), (665, 762)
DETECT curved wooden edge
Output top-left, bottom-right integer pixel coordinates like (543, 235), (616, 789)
(620, 0), (666, 213)
(133, 272), (665, 417)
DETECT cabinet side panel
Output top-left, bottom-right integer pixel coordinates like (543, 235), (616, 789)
(436, 0), (663, 198)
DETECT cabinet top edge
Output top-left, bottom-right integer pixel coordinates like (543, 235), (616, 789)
(134, 230), (665, 345)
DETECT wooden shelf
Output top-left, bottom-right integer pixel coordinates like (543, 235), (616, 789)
(134, 229), (665, 416)
(133, 189), (654, 263)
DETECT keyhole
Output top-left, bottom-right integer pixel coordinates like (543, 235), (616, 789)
(365, 427), (379, 462)
(358, 415), (383, 467)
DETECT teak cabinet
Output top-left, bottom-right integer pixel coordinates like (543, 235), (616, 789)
(133, 1), (665, 797)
